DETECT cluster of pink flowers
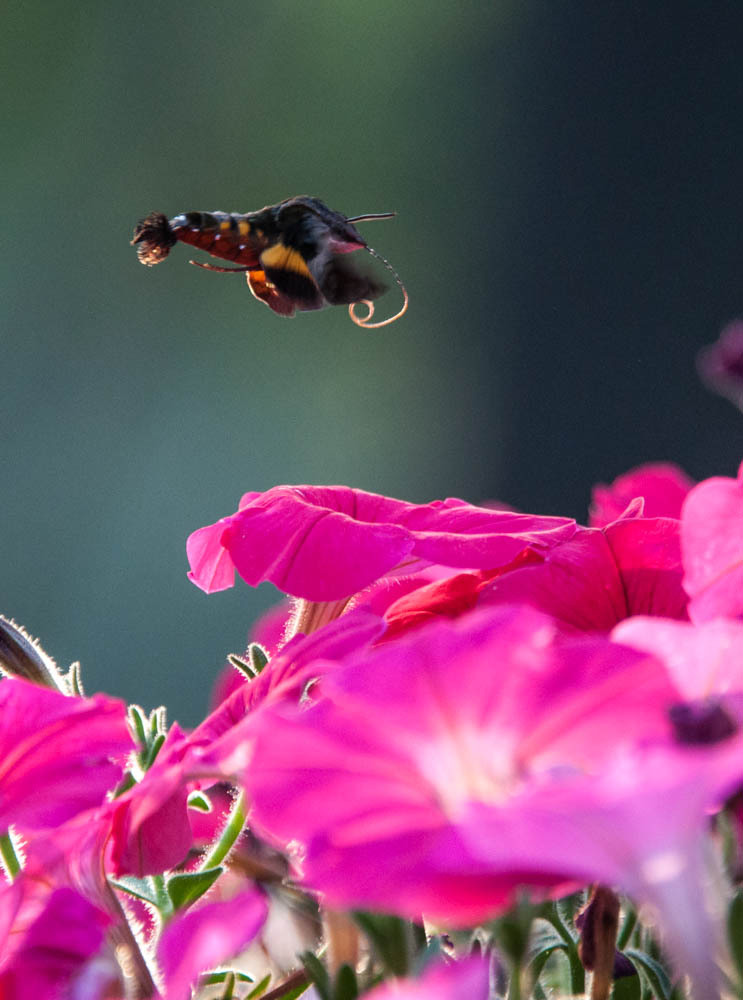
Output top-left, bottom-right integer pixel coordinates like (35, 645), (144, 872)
(4, 458), (743, 998)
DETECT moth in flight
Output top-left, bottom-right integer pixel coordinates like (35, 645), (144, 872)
(131, 196), (407, 328)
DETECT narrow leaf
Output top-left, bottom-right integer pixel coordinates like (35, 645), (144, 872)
(249, 643), (269, 675)
(333, 963), (359, 1000)
(187, 790), (212, 812)
(200, 969), (255, 986)
(111, 875), (159, 906)
(728, 890), (743, 982)
(625, 949), (673, 1000)
(166, 866), (223, 911)
(246, 972), (272, 997)
(301, 951), (331, 1000)
(128, 704), (148, 748)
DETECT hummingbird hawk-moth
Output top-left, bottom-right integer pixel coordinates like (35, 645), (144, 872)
(131, 196), (407, 328)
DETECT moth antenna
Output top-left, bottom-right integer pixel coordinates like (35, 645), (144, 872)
(345, 212), (396, 223)
(131, 212), (177, 266)
(189, 260), (253, 273)
(349, 245), (409, 329)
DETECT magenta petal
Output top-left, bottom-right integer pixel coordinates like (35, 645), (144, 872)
(590, 463), (694, 527)
(110, 770), (193, 877)
(109, 724), (194, 877)
(481, 518), (686, 631)
(603, 516), (687, 620)
(158, 887), (267, 1000)
(245, 605), (677, 875)
(682, 464), (743, 620)
(364, 958), (490, 1000)
(482, 529), (628, 630)
(188, 485), (575, 601)
(613, 616), (743, 701)
(223, 487), (415, 599)
(0, 679), (132, 833)
(186, 520), (235, 593)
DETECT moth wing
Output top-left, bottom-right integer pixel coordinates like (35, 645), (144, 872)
(258, 243), (325, 312)
(307, 245), (387, 306)
(246, 269), (298, 317)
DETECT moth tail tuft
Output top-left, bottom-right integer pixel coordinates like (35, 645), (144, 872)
(131, 212), (177, 266)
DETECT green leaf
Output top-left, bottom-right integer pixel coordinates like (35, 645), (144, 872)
(249, 643), (269, 675)
(228, 653), (258, 679)
(528, 920), (569, 960)
(151, 705), (167, 736)
(166, 866), (222, 911)
(527, 920), (569, 985)
(333, 963), (359, 1000)
(301, 951), (331, 1000)
(352, 911), (416, 976)
(111, 770), (137, 798)
(187, 790), (212, 812)
(246, 973), (272, 997)
(625, 948), (673, 1000)
(68, 661), (84, 696)
(128, 704), (148, 748)
(729, 889), (743, 982)
(110, 875), (159, 906)
(277, 981), (311, 1000)
(555, 890), (585, 933)
(142, 731), (166, 770)
(200, 969), (255, 986)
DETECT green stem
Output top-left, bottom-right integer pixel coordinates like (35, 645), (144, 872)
(0, 831), (21, 880)
(544, 904), (584, 994)
(201, 789), (247, 870)
(507, 961), (523, 1000)
(545, 904), (575, 946)
(152, 873), (173, 917)
(221, 971), (236, 999)
(567, 950), (585, 996)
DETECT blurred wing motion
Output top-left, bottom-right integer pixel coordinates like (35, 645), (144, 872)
(131, 196), (407, 327)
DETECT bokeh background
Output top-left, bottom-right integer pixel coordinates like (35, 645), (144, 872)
(3, 3), (743, 724)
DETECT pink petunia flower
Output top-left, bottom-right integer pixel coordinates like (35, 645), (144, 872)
(109, 611), (385, 877)
(697, 319), (743, 409)
(21, 809), (161, 996)
(681, 461), (743, 621)
(380, 515), (687, 639)
(186, 485), (575, 601)
(589, 463), (694, 528)
(613, 615), (743, 704)
(245, 605), (678, 914)
(158, 886), (267, 1000)
(0, 679), (133, 835)
(245, 605), (742, 999)
(0, 881), (116, 1000)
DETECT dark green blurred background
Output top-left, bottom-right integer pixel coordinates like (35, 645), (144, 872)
(3, 3), (743, 724)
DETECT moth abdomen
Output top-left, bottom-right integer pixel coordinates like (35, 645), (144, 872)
(169, 211), (266, 266)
